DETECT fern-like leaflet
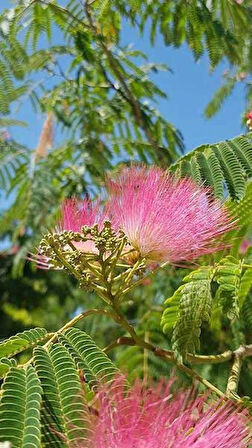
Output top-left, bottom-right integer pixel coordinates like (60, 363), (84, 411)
(162, 267), (214, 360)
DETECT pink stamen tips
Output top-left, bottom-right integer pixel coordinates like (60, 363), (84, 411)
(86, 376), (250, 448)
(106, 166), (234, 263)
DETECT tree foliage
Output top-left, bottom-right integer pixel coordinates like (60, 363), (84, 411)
(0, 328), (118, 447)
(1, 1), (252, 444)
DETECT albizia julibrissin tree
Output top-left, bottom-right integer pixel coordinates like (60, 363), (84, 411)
(1, 0), (252, 446)
(1, 163), (252, 446)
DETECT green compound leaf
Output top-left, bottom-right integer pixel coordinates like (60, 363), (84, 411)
(0, 140), (29, 191)
(0, 327), (49, 359)
(239, 269), (252, 306)
(34, 344), (89, 447)
(58, 333), (96, 387)
(170, 133), (252, 200)
(61, 328), (119, 385)
(162, 267), (214, 360)
(0, 357), (16, 379)
(0, 366), (42, 448)
(214, 256), (243, 319)
(225, 181), (252, 257)
(161, 288), (181, 334)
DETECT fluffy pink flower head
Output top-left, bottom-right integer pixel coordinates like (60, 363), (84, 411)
(85, 376), (250, 448)
(58, 198), (106, 253)
(106, 166), (234, 263)
(246, 111), (252, 130)
(28, 198), (106, 268)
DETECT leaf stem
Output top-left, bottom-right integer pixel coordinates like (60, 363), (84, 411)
(43, 308), (116, 349)
(22, 308), (116, 369)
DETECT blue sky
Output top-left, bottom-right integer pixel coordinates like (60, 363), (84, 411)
(0, 0), (246, 153)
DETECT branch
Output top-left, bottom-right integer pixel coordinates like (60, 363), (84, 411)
(104, 310), (252, 400)
(103, 335), (234, 365)
(84, 0), (161, 153)
(104, 336), (136, 353)
(177, 362), (226, 398)
(226, 345), (252, 398)
(108, 303), (225, 397)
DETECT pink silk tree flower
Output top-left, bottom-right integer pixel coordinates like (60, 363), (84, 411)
(85, 376), (250, 448)
(60, 198), (104, 233)
(246, 111), (252, 130)
(28, 199), (106, 268)
(106, 166), (234, 263)
(28, 198), (106, 268)
(59, 198), (106, 253)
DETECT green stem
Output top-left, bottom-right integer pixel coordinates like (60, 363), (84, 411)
(92, 283), (112, 303)
(104, 335), (233, 365)
(43, 309), (116, 349)
(51, 244), (83, 279)
(115, 258), (145, 303)
(176, 362), (225, 398)
(67, 241), (104, 280)
(108, 305), (226, 398)
(105, 237), (127, 274)
(121, 261), (169, 296)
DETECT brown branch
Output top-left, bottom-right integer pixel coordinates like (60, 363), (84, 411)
(107, 303), (225, 397)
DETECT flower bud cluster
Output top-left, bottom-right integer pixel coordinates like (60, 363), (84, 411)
(36, 221), (139, 299)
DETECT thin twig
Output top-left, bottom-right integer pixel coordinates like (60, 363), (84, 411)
(176, 362), (225, 398)
(104, 336), (136, 353)
(22, 308), (116, 368)
(122, 262), (169, 296)
(108, 303), (225, 397)
(43, 308), (116, 349)
(84, 0), (161, 153)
